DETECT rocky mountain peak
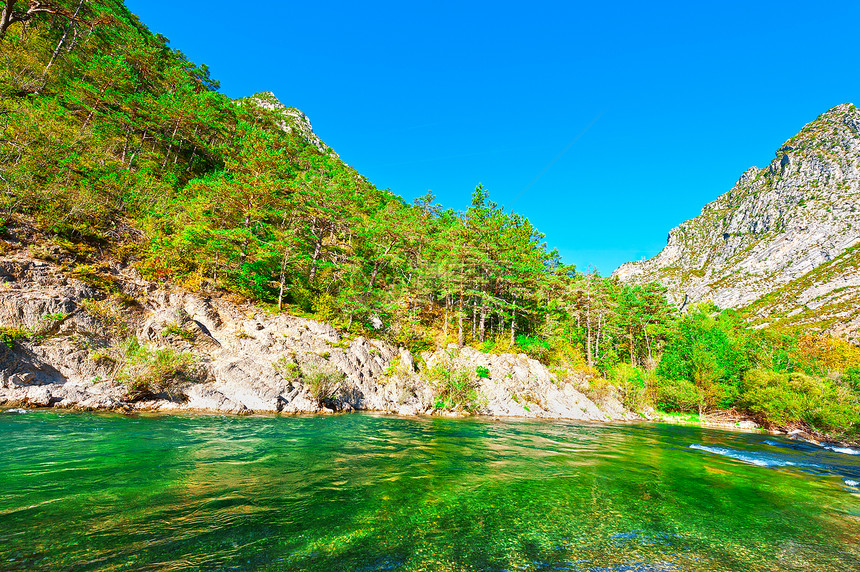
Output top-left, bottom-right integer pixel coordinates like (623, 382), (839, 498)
(614, 103), (860, 334)
(241, 91), (339, 158)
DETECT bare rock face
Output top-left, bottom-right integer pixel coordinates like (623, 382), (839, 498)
(422, 347), (612, 421)
(614, 103), (860, 334)
(0, 254), (612, 421)
(241, 91), (339, 158)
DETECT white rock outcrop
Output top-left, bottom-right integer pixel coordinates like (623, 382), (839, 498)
(614, 103), (860, 333)
(0, 255), (617, 421)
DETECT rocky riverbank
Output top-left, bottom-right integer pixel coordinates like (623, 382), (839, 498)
(0, 254), (632, 422)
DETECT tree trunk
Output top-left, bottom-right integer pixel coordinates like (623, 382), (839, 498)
(509, 298), (516, 347)
(443, 296), (449, 340)
(457, 291), (464, 348)
(479, 290), (487, 343)
(586, 306), (593, 369)
(41, 0), (83, 78)
(308, 235), (322, 284)
(642, 320), (652, 361)
(629, 328), (635, 366)
(277, 248), (290, 312)
(471, 296), (476, 340)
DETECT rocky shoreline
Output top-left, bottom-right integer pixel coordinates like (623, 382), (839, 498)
(0, 254), (632, 422)
(12, 252), (856, 448)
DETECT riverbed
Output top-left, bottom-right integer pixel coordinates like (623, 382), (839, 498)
(1, 410), (858, 571)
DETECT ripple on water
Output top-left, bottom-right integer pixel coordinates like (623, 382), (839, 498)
(0, 412), (859, 571)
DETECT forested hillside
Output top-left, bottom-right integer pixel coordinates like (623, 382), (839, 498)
(0, 0), (671, 362)
(1, 0), (859, 438)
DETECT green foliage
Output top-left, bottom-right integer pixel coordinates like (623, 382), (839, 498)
(653, 377), (706, 413)
(428, 365), (483, 413)
(740, 369), (817, 424)
(163, 322), (196, 341)
(1, 0), (858, 437)
(274, 356), (301, 379)
(739, 369), (860, 434)
(0, 326), (31, 348)
(301, 364), (346, 406)
(112, 338), (198, 400)
(516, 335), (550, 360)
(843, 367), (860, 393)
(42, 312), (70, 323)
(657, 304), (751, 409)
(79, 296), (131, 337)
(608, 363), (645, 411)
(384, 356), (404, 377)
(475, 366), (490, 379)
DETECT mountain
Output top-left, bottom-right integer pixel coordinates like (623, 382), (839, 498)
(243, 91), (339, 158)
(613, 103), (860, 336)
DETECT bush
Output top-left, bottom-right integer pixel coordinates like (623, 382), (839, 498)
(842, 367), (860, 393)
(475, 366), (490, 379)
(653, 377), (705, 413)
(428, 365), (483, 413)
(163, 321), (196, 341)
(0, 326), (32, 348)
(114, 338), (198, 400)
(302, 364), (346, 406)
(516, 335), (551, 360)
(740, 368), (860, 434)
(739, 369), (818, 424)
(657, 306), (753, 408)
(608, 363), (646, 411)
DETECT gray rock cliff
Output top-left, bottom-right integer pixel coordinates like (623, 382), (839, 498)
(614, 103), (860, 334)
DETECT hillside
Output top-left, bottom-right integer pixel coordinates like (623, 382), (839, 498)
(614, 103), (860, 336)
(1, 1), (859, 438)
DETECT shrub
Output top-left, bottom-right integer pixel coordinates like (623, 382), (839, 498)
(740, 368), (860, 434)
(586, 376), (612, 406)
(274, 356), (301, 379)
(739, 369), (818, 424)
(0, 326), (32, 348)
(608, 363), (646, 411)
(114, 338), (198, 400)
(163, 321), (196, 341)
(843, 367), (860, 393)
(79, 296), (131, 337)
(516, 334), (550, 360)
(475, 366), (490, 379)
(653, 377), (705, 413)
(302, 364), (346, 406)
(428, 364), (483, 413)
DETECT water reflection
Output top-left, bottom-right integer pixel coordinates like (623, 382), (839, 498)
(0, 411), (858, 571)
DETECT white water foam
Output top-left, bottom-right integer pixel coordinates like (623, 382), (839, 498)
(822, 444), (860, 456)
(765, 438), (860, 456)
(845, 479), (859, 487)
(689, 444), (809, 468)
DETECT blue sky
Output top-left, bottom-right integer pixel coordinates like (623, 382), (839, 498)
(126, 1), (860, 274)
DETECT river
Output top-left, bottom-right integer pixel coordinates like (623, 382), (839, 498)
(1, 410), (858, 571)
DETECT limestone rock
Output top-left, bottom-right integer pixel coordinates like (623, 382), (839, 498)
(241, 91), (339, 158)
(0, 253), (616, 422)
(614, 103), (860, 335)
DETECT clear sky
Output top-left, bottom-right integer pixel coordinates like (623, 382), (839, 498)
(126, 0), (860, 274)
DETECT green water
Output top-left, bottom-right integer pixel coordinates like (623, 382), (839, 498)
(1, 411), (858, 571)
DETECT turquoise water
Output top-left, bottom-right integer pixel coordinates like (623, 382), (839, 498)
(1, 411), (858, 571)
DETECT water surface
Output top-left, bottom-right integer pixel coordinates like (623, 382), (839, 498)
(1, 410), (858, 571)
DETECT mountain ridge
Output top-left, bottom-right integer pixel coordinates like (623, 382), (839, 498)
(614, 103), (860, 335)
